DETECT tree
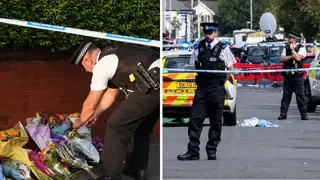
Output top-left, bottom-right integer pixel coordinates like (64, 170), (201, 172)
(0, 0), (160, 51)
(216, 0), (320, 41)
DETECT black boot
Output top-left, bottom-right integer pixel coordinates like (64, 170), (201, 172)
(177, 152), (199, 161)
(278, 115), (287, 120)
(123, 167), (147, 180)
(301, 115), (308, 120)
(207, 152), (217, 160)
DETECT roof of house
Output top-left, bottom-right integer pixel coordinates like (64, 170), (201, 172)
(177, 0), (219, 14)
(163, 0), (189, 10)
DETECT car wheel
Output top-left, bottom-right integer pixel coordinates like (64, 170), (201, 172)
(223, 106), (237, 126)
(304, 81), (317, 112)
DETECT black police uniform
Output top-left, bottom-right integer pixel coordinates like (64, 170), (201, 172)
(178, 22), (227, 161)
(278, 32), (308, 120)
(69, 42), (160, 180)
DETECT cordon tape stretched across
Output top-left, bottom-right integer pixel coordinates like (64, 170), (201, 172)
(0, 18), (160, 48)
(164, 67), (320, 74)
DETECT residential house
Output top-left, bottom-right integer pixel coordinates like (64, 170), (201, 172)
(163, 0), (218, 41)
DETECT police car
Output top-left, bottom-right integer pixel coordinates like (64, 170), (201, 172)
(304, 51), (320, 112)
(162, 49), (238, 126)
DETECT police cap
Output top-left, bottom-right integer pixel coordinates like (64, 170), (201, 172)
(288, 32), (301, 39)
(200, 22), (219, 31)
(68, 40), (93, 66)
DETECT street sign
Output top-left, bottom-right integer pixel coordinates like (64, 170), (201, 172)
(176, 10), (196, 15)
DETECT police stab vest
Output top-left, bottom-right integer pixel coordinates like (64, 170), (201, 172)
(98, 44), (159, 91)
(283, 43), (304, 76)
(195, 40), (226, 82)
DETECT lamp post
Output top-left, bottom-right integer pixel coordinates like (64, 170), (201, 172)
(250, 0), (253, 30)
(197, 0), (200, 39)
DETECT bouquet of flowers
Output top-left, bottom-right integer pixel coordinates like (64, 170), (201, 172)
(0, 123), (22, 142)
(52, 135), (98, 179)
(1, 158), (32, 179)
(25, 112), (51, 151)
(0, 122), (53, 180)
(50, 114), (72, 138)
(67, 113), (92, 142)
(39, 140), (75, 179)
(92, 137), (104, 152)
(0, 164), (26, 180)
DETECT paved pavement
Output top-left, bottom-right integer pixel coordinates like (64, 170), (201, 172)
(163, 85), (320, 179)
(76, 140), (160, 180)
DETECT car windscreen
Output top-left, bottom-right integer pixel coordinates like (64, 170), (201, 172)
(164, 56), (194, 73)
(269, 47), (283, 57)
(248, 46), (265, 56)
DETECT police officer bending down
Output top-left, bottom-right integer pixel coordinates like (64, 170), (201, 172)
(278, 32), (308, 120)
(177, 22), (236, 161)
(69, 41), (160, 180)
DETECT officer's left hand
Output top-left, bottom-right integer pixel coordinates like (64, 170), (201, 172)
(84, 115), (99, 128)
(290, 43), (294, 50)
(73, 118), (85, 130)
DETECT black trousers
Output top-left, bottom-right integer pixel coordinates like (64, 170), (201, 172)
(280, 75), (307, 118)
(100, 89), (159, 179)
(187, 85), (225, 155)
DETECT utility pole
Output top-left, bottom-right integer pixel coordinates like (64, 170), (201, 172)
(164, 0), (166, 36)
(197, 0), (200, 39)
(191, 0), (193, 40)
(169, 0), (172, 37)
(250, 0), (253, 30)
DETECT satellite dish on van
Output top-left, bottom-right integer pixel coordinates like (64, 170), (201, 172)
(259, 12), (277, 38)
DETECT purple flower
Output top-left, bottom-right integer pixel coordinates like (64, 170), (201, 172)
(52, 136), (68, 144)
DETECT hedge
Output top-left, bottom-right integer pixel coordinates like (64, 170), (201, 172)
(0, 0), (160, 51)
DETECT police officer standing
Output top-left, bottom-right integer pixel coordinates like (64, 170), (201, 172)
(69, 41), (160, 180)
(278, 32), (308, 120)
(178, 22), (236, 161)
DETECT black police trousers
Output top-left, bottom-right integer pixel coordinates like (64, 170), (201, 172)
(100, 89), (159, 180)
(187, 84), (225, 155)
(280, 75), (307, 118)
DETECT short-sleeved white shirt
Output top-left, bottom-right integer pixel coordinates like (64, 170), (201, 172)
(281, 43), (307, 58)
(190, 38), (237, 68)
(90, 52), (118, 91)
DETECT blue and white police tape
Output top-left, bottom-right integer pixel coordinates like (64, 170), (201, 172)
(0, 18), (160, 48)
(164, 67), (320, 74)
(248, 42), (320, 47)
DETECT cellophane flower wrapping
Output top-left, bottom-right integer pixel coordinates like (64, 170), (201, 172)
(68, 113), (92, 142)
(0, 165), (5, 180)
(50, 114), (72, 138)
(53, 135), (98, 179)
(0, 122), (53, 180)
(69, 138), (100, 164)
(39, 140), (74, 179)
(1, 164), (26, 180)
(25, 113), (51, 151)
(1, 158), (32, 179)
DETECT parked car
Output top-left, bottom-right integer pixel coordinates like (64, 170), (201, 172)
(304, 51), (320, 112)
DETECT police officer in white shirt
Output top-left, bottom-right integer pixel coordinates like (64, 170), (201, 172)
(69, 41), (160, 180)
(177, 22), (236, 161)
(278, 32), (308, 120)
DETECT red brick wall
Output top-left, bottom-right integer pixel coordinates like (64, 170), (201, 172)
(0, 59), (160, 141)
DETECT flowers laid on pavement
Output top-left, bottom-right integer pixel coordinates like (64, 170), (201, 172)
(0, 112), (103, 180)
